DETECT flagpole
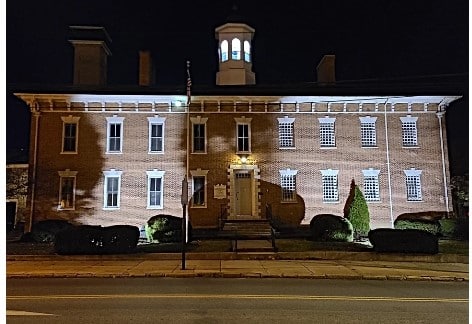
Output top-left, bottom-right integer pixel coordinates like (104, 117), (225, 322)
(181, 60), (191, 270)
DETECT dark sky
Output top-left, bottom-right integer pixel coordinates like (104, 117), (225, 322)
(6, 0), (469, 174)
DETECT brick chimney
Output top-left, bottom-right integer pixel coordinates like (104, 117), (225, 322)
(138, 51), (154, 86)
(317, 55), (336, 85)
(68, 26), (112, 86)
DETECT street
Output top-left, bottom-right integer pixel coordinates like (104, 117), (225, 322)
(6, 278), (468, 323)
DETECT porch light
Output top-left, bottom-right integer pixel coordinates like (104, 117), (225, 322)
(240, 156), (248, 164)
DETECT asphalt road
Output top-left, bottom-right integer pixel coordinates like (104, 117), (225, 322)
(6, 278), (468, 324)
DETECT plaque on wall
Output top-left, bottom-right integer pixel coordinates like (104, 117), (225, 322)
(214, 184), (227, 199)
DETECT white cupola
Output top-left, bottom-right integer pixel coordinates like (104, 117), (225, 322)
(215, 21), (256, 86)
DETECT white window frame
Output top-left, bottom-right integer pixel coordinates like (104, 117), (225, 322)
(321, 169), (339, 203)
(57, 169), (78, 210)
(221, 40), (228, 62)
(147, 116), (166, 154)
(278, 116), (295, 149)
(103, 169), (122, 209)
(404, 168), (423, 201)
(235, 117), (252, 154)
(191, 116), (208, 154)
(190, 169), (209, 208)
(400, 115), (418, 147)
(359, 116), (377, 148)
(106, 115), (124, 154)
(146, 169), (165, 209)
(243, 40), (251, 62)
(362, 168), (380, 202)
(280, 169), (298, 202)
(61, 115), (80, 154)
(231, 38), (241, 60)
(318, 116), (336, 148)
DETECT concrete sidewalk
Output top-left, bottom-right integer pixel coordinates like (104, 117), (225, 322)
(6, 252), (469, 282)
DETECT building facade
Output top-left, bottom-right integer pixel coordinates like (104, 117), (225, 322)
(14, 22), (460, 232)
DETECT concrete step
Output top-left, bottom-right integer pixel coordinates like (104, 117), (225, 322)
(233, 239), (275, 252)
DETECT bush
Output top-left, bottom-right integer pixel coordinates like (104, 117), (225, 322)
(54, 225), (139, 255)
(31, 219), (75, 243)
(394, 219), (440, 235)
(368, 228), (438, 254)
(145, 214), (193, 243)
(309, 214), (353, 242)
(347, 183), (370, 238)
(395, 211), (447, 222)
(438, 218), (458, 238)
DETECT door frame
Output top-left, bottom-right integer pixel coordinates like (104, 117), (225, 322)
(228, 164), (261, 219)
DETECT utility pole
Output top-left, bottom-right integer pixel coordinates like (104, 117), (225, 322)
(181, 176), (188, 270)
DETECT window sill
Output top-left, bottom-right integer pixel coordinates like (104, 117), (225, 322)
(148, 151), (164, 155)
(402, 146), (419, 149)
(281, 200), (297, 204)
(147, 206), (163, 210)
(103, 207), (120, 210)
(191, 205), (207, 209)
(191, 152), (207, 155)
(279, 147), (296, 150)
(406, 200), (423, 202)
(106, 152), (123, 155)
(320, 147), (337, 150)
(361, 146), (378, 149)
(60, 152), (78, 155)
(57, 207), (75, 211)
(322, 201), (339, 204)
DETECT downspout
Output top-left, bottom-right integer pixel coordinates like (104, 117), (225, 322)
(383, 99), (394, 227)
(436, 108), (450, 213)
(28, 102), (40, 233)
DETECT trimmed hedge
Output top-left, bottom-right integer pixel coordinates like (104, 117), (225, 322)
(394, 219), (440, 235)
(30, 219), (75, 243)
(395, 211), (447, 222)
(368, 228), (438, 254)
(54, 225), (139, 255)
(145, 214), (193, 243)
(309, 214), (353, 242)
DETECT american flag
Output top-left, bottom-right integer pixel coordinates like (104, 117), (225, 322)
(186, 60), (192, 106)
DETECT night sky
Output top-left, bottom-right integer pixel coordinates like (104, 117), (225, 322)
(5, 0), (469, 174)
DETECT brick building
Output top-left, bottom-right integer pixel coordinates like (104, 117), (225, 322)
(14, 22), (461, 233)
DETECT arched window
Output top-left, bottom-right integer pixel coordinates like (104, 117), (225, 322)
(221, 40), (228, 62)
(244, 41), (251, 62)
(231, 38), (241, 60)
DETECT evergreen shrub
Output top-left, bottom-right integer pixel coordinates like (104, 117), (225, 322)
(31, 219), (75, 243)
(368, 228), (438, 254)
(438, 219), (458, 238)
(309, 214), (353, 242)
(145, 214), (193, 243)
(344, 180), (370, 238)
(54, 225), (139, 254)
(394, 219), (440, 235)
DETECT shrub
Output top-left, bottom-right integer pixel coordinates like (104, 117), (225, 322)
(344, 180), (370, 238)
(309, 214), (353, 242)
(394, 219), (440, 235)
(368, 228), (438, 254)
(54, 225), (140, 255)
(31, 219), (75, 243)
(145, 214), (193, 243)
(438, 218), (458, 238)
(395, 211), (447, 223)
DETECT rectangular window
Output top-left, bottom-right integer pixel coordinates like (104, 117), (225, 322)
(147, 170), (165, 209)
(363, 175), (380, 201)
(193, 124), (205, 152)
(406, 175), (422, 201)
(63, 123), (77, 152)
(108, 124), (121, 152)
(279, 122), (294, 148)
(237, 124), (250, 152)
(58, 172), (77, 210)
(106, 116), (124, 153)
(281, 174), (296, 202)
(401, 116), (418, 147)
(360, 122), (377, 147)
(322, 174), (338, 202)
(319, 117), (336, 148)
(106, 177), (119, 207)
(150, 124), (163, 153)
(149, 177), (162, 207)
(61, 116), (80, 154)
(192, 176), (206, 207)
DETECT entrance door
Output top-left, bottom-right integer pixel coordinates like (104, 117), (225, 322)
(6, 201), (16, 232)
(235, 172), (252, 217)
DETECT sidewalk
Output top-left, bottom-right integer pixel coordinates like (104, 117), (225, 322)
(6, 251), (469, 281)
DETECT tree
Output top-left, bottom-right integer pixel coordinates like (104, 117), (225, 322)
(344, 179), (370, 239)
